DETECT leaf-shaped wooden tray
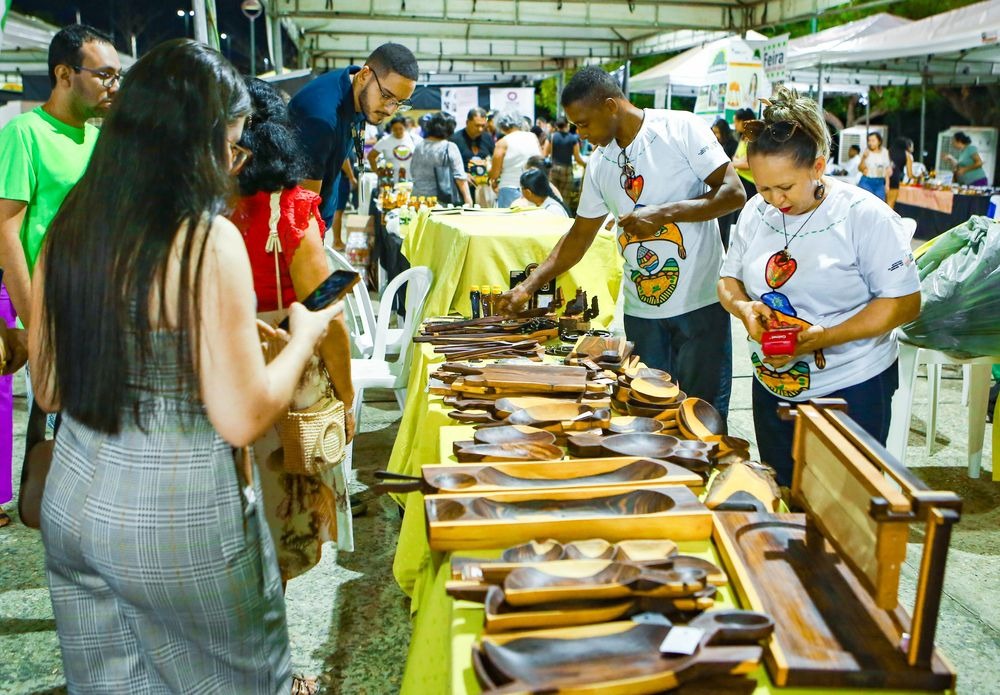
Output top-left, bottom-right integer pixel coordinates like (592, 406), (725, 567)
(601, 432), (680, 459)
(473, 610), (773, 694)
(472, 425), (558, 447)
(506, 403), (612, 434)
(425, 485), (711, 551)
(454, 442), (563, 463)
(483, 584), (718, 633)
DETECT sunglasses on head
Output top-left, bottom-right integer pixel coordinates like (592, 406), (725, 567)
(742, 120), (799, 144)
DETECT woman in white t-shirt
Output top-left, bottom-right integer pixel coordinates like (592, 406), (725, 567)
(858, 131), (892, 201)
(489, 113), (542, 208)
(718, 87), (921, 485)
(368, 116), (417, 182)
(519, 168), (570, 217)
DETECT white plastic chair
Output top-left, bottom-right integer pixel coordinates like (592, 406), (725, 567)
(887, 338), (1000, 478)
(345, 266), (432, 479)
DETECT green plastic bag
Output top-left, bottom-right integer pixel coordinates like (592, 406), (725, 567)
(900, 216), (1000, 358)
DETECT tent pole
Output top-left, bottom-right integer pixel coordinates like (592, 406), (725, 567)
(192, 0), (208, 44)
(919, 77), (927, 165)
(865, 86), (870, 131)
(817, 63), (824, 112)
(556, 71), (564, 118)
(667, 82), (672, 111)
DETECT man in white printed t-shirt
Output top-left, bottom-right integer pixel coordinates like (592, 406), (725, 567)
(496, 67), (746, 417)
(368, 116), (417, 182)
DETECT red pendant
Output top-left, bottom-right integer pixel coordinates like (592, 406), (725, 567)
(765, 249), (797, 289)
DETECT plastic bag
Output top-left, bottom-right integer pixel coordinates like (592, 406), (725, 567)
(900, 215), (1000, 358)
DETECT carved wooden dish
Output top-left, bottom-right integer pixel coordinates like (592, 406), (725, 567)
(473, 425), (558, 447)
(454, 442), (563, 463)
(606, 416), (665, 435)
(601, 433), (680, 459)
(425, 484), (712, 550)
(678, 397), (728, 440)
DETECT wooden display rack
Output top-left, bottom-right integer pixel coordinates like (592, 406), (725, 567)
(714, 398), (960, 690)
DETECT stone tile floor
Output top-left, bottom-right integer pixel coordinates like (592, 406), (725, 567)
(2, 318), (999, 694)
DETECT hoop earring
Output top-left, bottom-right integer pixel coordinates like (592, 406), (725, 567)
(814, 180), (826, 200)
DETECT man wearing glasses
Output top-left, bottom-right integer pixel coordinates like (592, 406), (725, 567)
(497, 67), (746, 420)
(289, 43), (418, 246)
(0, 24), (120, 528)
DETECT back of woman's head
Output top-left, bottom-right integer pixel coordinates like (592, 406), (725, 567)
(237, 77), (307, 195)
(890, 136), (913, 157)
(713, 118), (734, 142)
(953, 131), (971, 146)
(424, 112), (456, 140)
(747, 85), (830, 167)
(44, 39), (250, 434)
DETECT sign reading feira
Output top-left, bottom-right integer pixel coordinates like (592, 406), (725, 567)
(762, 33), (789, 86)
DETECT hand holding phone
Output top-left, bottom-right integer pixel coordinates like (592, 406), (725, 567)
(278, 269), (359, 331)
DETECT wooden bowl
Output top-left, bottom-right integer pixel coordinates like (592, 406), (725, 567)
(475, 425), (558, 448)
(630, 376), (680, 403)
(600, 433), (680, 459)
(677, 398), (727, 440)
(501, 539), (565, 563)
(606, 416), (664, 435)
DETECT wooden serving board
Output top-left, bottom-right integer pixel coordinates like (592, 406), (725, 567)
(444, 363), (589, 394)
(425, 457), (702, 491)
(425, 484), (712, 551)
(712, 512), (955, 691)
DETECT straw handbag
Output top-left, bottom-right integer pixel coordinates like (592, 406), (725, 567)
(261, 192), (346, 476)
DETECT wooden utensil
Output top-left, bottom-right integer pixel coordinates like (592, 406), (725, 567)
(454, 442), (563, 463)
(507, 403), (611, 434)
(473, 610), (773, 694)
(426, 485), (712, 550)
(601, 433), (680, 459)
(678, 398), (728, 440)
(473, 425), (558, 447)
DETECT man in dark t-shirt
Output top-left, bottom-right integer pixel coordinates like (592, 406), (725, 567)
(546, 119), (586, 210)
(451, 107), (494, 200)
(288, 43), (418, 242)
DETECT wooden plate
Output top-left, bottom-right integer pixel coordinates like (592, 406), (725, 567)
(454, 442), (563, 463)
(606, 416), (664, 435)
(474, 425), (558, 447)
(631, 376), (680, 402)
(601, 433), (680, 459)
(678, 398), (727, 440)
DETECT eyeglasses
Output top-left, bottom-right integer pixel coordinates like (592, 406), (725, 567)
(617, 149), (637, 192)
(368, 68), (412, 113)
(229, 142), (252, 174)
(71, 65), (124, 89)
(742, 120), (799, 144)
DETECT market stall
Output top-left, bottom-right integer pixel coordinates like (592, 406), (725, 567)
(895, 185), (995, 240)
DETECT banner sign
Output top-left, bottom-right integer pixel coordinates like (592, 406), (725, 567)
(441, 86), (479, 121)
(490, 87), (535, 123)
(762, 33), (789, 86)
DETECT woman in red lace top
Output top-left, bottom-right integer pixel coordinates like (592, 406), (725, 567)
(229, 78), (356, 581)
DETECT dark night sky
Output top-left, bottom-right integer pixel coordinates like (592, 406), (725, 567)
(10, 0), (293, 73)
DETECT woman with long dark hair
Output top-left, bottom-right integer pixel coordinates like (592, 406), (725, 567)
(519, 168), (570, 217)
(230, 77), (356, 580)
(887, 136), (915, 209)
(28, 40), (339, 692)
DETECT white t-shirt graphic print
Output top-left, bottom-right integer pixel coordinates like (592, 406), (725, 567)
(374, 133), (417, 182)
(721, 181), (920, 401)
(576, 109), (731, 319)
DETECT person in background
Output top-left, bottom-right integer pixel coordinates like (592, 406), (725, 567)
(712, 118), (740, 247)
(410, 112), (473, 206)
(451, 107), (494, 200)
(485, 111), (498, 142)
(946, 131), (989, 186)
(859, 131), (891, 201)
(288, 42), (418, 239)
(519, 168), (570, 217)
(0, 24), (121, 528)
(887, 137), (915, 209)
(498, 67), (745, 418)
(531, 124), (548, 150)
(730, 107), (758, 201)
(718, 87), (920, 486)
(368, 115), (417, 182)
(843, 144), (862, 183)
(404, 115), (423, 145)
(30, 39), (342, 693)
(490, 113), (543, 208)
(712, 118), (739, 159)
(545, 118), (587, 211)
(231, 78), (357, 584)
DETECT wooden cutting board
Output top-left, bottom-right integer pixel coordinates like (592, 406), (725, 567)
(463, 364), (588, 394)
(713, 512), (954, 691)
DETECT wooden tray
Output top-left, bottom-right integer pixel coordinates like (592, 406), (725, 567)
(473, 425), (558, 447)
(454, 442), (563, 463)
(426, 485), (711, 551)
(713, 512), (955, 691)
(442, 362), (589, 394)
(473, 611), (772, 694)
(506, 403), (612, 434)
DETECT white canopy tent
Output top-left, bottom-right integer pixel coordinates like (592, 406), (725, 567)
(628, 30), (768, 95)
(0, 10), (136, 76)
(273, 0), (851, 83)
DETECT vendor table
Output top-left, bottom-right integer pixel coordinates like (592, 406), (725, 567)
(895, 186), (992, 240)
(394, 416), (944, 695)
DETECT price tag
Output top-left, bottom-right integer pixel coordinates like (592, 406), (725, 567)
(631, 612), (672, 626)
(659, 626), (705, 655)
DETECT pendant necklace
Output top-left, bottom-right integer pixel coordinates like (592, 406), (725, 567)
(779, 196), (826, 263)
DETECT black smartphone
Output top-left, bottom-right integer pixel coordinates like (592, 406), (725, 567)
(277, 269), (360, 331)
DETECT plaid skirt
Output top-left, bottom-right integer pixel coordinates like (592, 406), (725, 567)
(41, 408), (292, 694)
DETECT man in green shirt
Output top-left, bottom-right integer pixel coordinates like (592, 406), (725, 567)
(0, 24), (121, 328)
